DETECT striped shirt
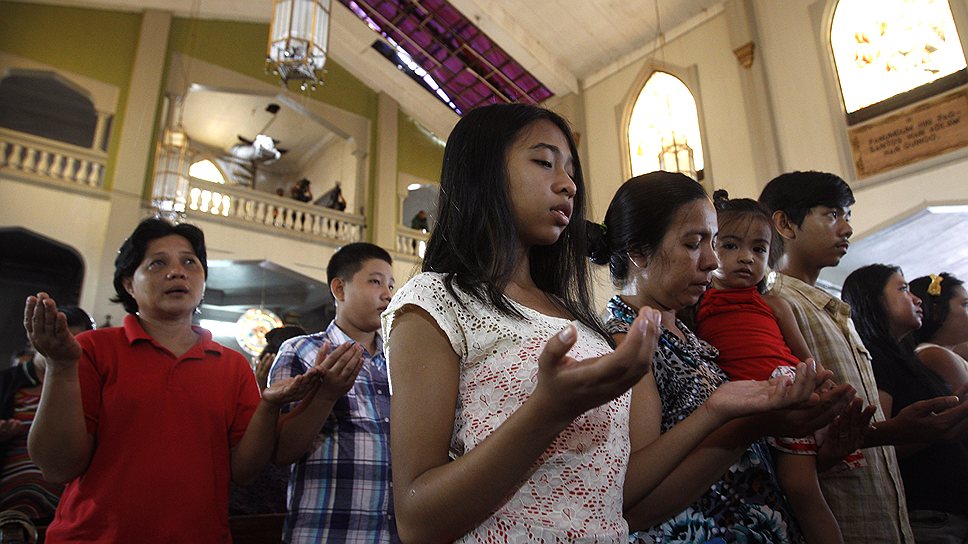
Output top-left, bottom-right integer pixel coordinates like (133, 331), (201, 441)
(269, 322), (398, 544)
(769, 273), (914, 543)
(0, 388), (63, 521)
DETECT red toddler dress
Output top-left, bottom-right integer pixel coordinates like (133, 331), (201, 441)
(696, 286), (800, 381)
(696, 286), (866, 467)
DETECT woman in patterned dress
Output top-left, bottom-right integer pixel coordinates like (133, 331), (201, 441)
(383, 104), (832, 543)
(590, 171), (857, 543)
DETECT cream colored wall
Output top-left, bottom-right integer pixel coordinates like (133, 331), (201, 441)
(753, 0), (968, 237)
(186, 216), (342, 284)
(579, 0), (968, 304)
(753, 0), (844, 176)
(298, 138), (358, 210)
(0, 176), (112, 317)
(583, 0), (968, 235)
(392, 258), (423, 290)
(581, 13), (761, 222)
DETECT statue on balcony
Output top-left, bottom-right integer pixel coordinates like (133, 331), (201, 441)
(314, 181), (347, 211)
(289, 178), (313, 203)
(410, 210), (429, 232)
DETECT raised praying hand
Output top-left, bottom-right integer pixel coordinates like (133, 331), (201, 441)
(531, 308), (661, 425)
(706, 360), (828, 421)
(24, 293), (82, 367)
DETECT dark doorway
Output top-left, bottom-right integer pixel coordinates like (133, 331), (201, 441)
(0, 228), (85, 367)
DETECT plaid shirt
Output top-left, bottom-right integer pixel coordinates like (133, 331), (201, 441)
(770, 273), (914, 543)
(269, 322), (398, 543)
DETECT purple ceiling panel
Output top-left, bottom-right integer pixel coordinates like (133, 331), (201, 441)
(338, 0), (554, 114)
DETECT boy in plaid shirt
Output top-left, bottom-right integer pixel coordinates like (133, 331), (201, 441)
(269, 243), (398, 543)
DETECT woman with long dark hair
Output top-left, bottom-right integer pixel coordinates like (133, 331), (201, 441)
(593, 172), (856, 543)
(908, 272), (968, 391)
(383, 104), (826, 543)
(843, 264), (968, 542)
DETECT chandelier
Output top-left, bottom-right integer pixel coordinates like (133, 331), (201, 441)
(150, 95), (193, 220)
(267, 0), (332, 91)
(658, 131), (697, 181)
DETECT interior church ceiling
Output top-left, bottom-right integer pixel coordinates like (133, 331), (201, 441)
(16, 1), (968, 287)
(25, 0), (723, 136)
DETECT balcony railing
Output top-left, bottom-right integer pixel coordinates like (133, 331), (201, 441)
(186, 177), (365, 243)
(0, 127), (106, 188)
(396, 225), (429, 259)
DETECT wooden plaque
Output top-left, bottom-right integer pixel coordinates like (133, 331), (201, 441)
(848, 88), (968, 178)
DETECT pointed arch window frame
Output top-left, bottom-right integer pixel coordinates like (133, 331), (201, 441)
(619, 62), (711, 187)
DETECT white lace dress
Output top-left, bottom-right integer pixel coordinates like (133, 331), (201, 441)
(383, 273), (630, 543)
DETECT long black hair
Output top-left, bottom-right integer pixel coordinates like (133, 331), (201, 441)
(588, 171), (708, 286)
(842, 264), (903, 348)
(422, 103), (610, 345)
(843, 264), (949, 400)
(909, 272), (965, 345)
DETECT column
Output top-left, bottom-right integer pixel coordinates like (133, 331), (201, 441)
(372, 92), (399, 251)
(88, 10), (172, 324)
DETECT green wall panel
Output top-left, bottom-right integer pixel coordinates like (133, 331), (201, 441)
(396, 111), (444, 183)
(168, 17), (377, 120)
(0, 2), (143, 189)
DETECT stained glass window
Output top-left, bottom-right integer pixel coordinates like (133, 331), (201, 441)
(831, 0), (966, 114)
(627, 71), (705, 180)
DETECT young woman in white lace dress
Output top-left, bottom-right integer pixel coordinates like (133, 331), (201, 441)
(382, 104), (828, 543)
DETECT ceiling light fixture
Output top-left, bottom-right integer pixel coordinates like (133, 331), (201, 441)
(236, 307), (284, 356)
(151, 96), (193, 220)
(267, 0), (332, 91)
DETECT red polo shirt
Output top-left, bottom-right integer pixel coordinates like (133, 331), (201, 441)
(45, 314), (260, 543)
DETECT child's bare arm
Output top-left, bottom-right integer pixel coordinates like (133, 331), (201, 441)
(391, 306), (659, 542)
(774, 452), (843, 544)
(762, 294), (816, 367)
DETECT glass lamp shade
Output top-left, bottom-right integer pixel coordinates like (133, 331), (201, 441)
(151, 125), (193, 218)
(236, 308), (284, 356)
(267, 0), (331, 90)
(658, 133), (697, 180)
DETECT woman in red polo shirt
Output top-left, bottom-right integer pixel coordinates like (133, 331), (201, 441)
(23, 218), (346, 543)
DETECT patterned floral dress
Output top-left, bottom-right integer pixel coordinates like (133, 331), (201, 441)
(605, 296), (805, 544)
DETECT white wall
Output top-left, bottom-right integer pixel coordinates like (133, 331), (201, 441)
(0, 176), (112, 315)
(188, 215), (342, 285)
(581, 12), (762, 223)
(753, 0), (968, 235)
(579, 0), (968, 303)
(297, 137), (358, 211)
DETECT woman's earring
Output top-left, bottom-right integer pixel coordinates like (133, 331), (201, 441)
(628, 252), (645, 269)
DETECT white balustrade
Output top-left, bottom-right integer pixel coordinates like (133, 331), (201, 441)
(186, 177), (365, 243)
(396, 226), (429, 259)
(0, 127), (107, 188)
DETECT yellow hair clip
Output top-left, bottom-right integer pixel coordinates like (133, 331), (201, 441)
(928, 274), (944, 296)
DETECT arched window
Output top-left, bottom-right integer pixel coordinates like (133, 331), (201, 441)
(189, 158), (227, 184)
(627, 71), (705, 180)
(831, 0), (967, 123)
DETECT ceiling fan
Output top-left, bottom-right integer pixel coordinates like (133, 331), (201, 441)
(224, 103), (288, 187)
